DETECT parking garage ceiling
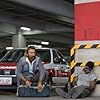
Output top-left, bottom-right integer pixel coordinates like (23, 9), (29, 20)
(64, 0), (74, 4)
(0, 0), (74, 49)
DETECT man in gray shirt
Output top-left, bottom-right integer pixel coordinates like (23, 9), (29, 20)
(55, 61), (97, 98)
(16, 46), (46, 93)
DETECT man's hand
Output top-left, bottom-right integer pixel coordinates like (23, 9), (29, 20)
(38, 81), (43, 92)
(25, 80), (32, 87)
(72, 76), (78, 87)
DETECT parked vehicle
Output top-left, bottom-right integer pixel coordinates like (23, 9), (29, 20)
(0, 47), (70, 90)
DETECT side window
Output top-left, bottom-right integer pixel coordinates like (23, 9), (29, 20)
(37, 49), (51, 64)
(53, 50), (59, 59)
(57, 51), (64, 59)
(41, 51), (51, 63)
(53, 50), (66, 64)
(57, 51), (67, 64)
(53, 50), (60, 64)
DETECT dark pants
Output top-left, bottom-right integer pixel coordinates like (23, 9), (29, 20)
(80, 88), (91, 98)
(17, 71), (48, 86)
(68, 86), (91, 98)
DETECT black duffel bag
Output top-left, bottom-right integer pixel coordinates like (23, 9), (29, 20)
(18, 84), (51, 97)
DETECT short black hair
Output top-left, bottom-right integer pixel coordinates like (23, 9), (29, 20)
(86, 61), (94, 70)
(26, 46), (36, 53)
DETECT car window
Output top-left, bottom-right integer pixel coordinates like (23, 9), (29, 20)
(57, 51), (64, 59)
(53, 50), (60, 59)
(53, 50), (67, 64)
(1, 49), (51, 63)
(36, 49), (51, 63)
(57, 51), (67, 64)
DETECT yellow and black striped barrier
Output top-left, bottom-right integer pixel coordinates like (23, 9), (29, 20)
(70, 44), (100, 82)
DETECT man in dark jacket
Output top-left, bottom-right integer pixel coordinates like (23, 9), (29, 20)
(16, 46), (46, 92)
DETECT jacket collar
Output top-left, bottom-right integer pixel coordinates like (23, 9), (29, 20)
(25, 57), (36, 64)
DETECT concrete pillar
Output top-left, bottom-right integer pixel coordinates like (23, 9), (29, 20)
(74, 0), (100, 96)
(12, 27), (26, 48)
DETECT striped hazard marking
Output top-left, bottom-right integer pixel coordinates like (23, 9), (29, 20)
(70, 44), (100, 82)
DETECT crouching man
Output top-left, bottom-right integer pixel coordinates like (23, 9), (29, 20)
(16, 46), (47, 95)
(55, 61), (97, 99)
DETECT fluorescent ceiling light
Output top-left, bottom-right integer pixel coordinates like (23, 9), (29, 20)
(6, 47), (13, 50)
(23, 30), (46, 35)
(41, 41), (49, 45)
(20, 27), (31, 31)
(28, 45), (42, 48)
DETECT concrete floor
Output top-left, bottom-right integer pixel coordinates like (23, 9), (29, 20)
(0, 88), (100, 100)
(0, 95), (100, 100)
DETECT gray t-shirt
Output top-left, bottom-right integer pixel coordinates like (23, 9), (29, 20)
(73, 67), (97, 87)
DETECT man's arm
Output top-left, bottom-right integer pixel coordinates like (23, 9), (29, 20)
(37, 58), (45, 92)
(87, 79), (96, 91)
(16, 59), (33, 87)
(38, 58), (45, 82)
(16, 59), (27, 82)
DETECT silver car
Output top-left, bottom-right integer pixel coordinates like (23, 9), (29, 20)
(0, 48), (70, 89)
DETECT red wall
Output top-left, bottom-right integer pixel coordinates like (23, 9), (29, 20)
(75, 2), (100, 41)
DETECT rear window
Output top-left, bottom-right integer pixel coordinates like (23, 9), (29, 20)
(0, 49), (51, 63)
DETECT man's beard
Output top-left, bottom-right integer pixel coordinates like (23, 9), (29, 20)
(83, 69), (90, 74)
(28, 56), (35, 61)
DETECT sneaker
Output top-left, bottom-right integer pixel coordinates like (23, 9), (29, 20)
(72, 85), (85, 99)
(55, 88), (71, 99)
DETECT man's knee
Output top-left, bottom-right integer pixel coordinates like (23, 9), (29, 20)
(80, 88), (91, 98)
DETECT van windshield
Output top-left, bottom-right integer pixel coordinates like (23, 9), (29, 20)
(0, 49), (51, 63)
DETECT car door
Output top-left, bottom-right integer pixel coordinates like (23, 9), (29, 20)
(53, 50), (69, 68)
